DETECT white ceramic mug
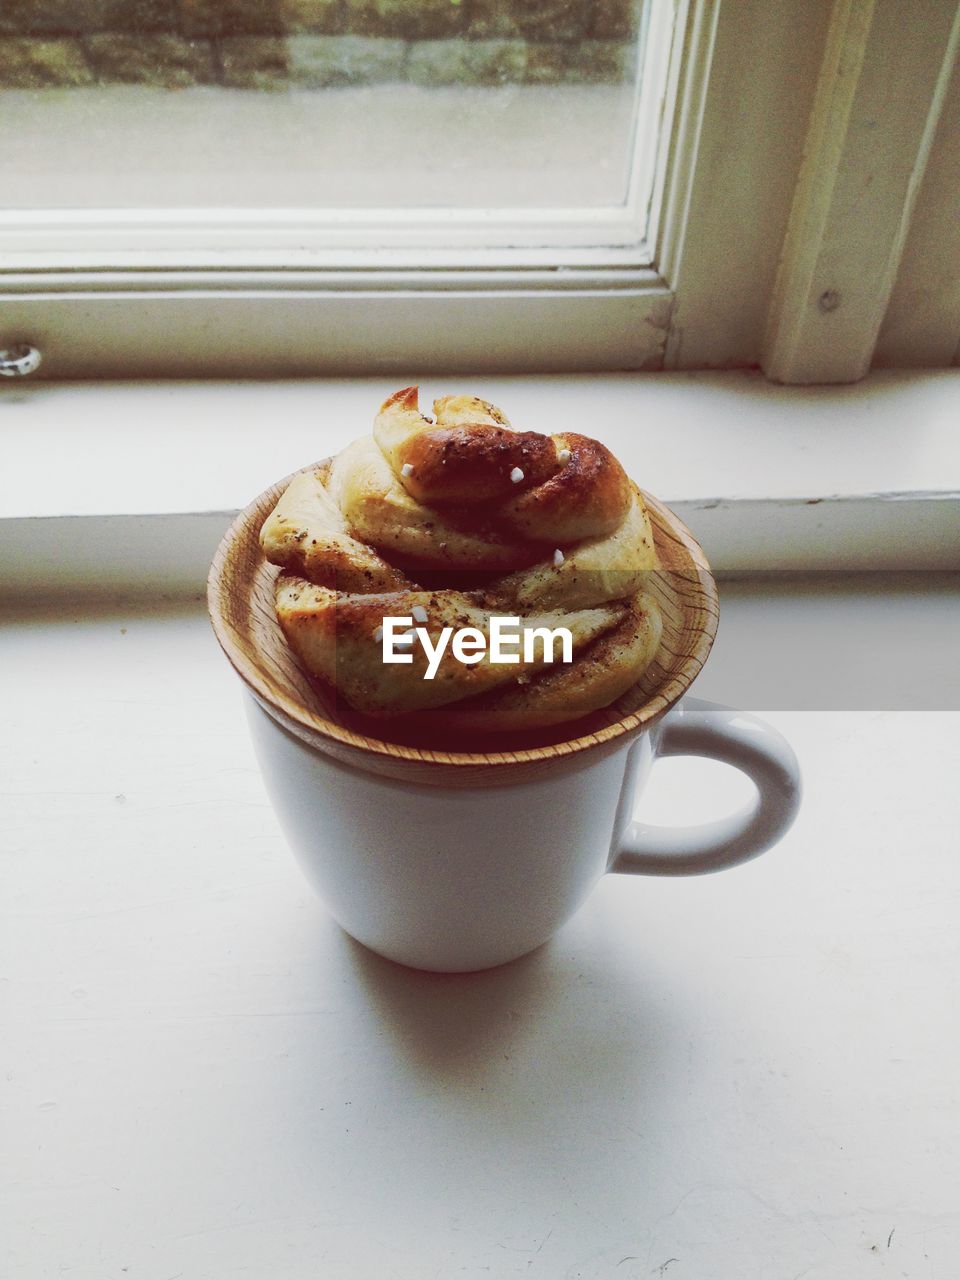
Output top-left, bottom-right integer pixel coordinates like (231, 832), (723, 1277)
(209, 475), (801, 972)
(246, 693), (800, 972)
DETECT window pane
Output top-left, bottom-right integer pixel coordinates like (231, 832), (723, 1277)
(2, 0), (657, 222)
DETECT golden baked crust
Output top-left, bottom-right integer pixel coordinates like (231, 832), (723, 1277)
(273, 578), (632, 719)
(259, 387), (662, 730)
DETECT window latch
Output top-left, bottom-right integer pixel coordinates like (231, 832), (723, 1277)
(0, 344), (42, 378)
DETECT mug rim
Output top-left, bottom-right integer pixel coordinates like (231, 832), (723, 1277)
(208, 461), (719, 785)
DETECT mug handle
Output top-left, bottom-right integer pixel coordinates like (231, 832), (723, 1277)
(610, 698), (801, 876)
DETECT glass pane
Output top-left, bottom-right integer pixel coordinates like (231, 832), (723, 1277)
(2, 0), (653, 214)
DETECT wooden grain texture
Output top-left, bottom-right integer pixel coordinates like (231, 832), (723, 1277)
(207, 462), (719, 787)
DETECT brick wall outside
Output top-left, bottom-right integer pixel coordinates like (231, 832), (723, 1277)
(0, 0), (642, 88)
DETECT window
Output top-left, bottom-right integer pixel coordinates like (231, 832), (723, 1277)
(1, 0), (958, 380)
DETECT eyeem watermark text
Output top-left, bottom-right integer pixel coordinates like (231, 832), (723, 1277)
(380, 615), (573, 680)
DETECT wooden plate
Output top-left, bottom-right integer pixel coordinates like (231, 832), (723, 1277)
(207, 463), (720, 787)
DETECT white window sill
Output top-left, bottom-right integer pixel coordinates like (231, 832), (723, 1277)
(2, 368), (958, 596)
(2, 585), (958, 1275)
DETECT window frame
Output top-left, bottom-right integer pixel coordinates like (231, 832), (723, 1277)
(1, 0), (957, 381)
(0, 0), (717, 376)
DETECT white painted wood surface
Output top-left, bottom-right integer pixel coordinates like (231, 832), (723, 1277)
(875, 51), (960, 369)
(2, 586), (958, 1278)
(4, 493), (959, 606)
(763, 0), (960, 384)
(0, 281), (678, 380)
(661, 0), (831, 370)
(3, 372), (960, 518)
(2, 372), (958, 593)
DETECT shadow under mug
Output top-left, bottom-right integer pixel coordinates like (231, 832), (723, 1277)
(208, 468), (801, 971)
